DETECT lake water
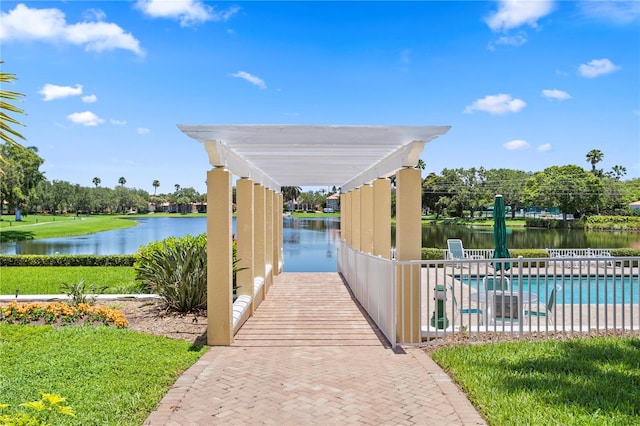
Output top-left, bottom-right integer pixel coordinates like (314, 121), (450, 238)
(2, 217), (638, 272)
(0, 217), (342, 272)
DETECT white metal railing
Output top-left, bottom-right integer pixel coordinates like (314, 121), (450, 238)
(340, 243), (639, 346)
(338, 242), (396, 346)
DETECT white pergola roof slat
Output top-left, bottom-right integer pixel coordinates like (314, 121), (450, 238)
(178, 124), (451, 192)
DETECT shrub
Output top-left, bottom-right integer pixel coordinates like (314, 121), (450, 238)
(0, 255), (135, 267)
(134, 234), (208, 313)
(422, 248), (445, 261)
(134, 234), (242, 312)
(60, 279), (108, 306)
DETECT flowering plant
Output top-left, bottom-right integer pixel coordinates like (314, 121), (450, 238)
(0, 301), (128, 328)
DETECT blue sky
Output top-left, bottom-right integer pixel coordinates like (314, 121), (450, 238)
(2, 0), (639, 194)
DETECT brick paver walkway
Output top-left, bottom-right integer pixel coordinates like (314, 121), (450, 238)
(145, 273), (486, 425)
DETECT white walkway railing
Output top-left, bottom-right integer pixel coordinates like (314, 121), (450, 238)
(339, 241), (639, 347)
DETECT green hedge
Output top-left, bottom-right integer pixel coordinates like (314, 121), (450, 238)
(585, 215), (640, 231)
(0, 255), (136, 267)
(525, 217), (586, 229)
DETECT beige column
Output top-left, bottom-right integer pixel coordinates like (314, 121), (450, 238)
(265, 188), (274, 290)
(373, 178), (391, 258)
(340, 193), (347, 242)
(277, 193), (284, 273)
(344, 191), (352, 245)
(352, 188), (361, 251)
(236, 178), (254, 300)
(360, 184), (374, 254)
(254, 184), (266, 301)
(395, 167), (422, 344)
(207, 167), (233, 346)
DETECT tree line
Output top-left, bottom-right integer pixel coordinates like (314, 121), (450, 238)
(1, 62), (638, 220)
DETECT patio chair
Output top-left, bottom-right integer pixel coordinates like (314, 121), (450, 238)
(447, 284), (484, 325)
(524, 284), (561, 324)
(447, 239), (483, 264)
(482, 276), (510, 291)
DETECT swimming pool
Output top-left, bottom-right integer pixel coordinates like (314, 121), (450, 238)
(460, 276), (639, 305)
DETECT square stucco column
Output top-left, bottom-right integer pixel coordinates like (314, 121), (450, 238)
(360, 184), (374, 254)
(236, 178), (254, 301)
(344, 191), (352, 245)
(352, 188), (361, 251)
(373, 178), (391, 258)
(265, 188), (274, 291)
(207, 167), (233, 346)
(395, 167), (422, 344)
(273, 193), (284, 275)
(254, 184), (267, 302)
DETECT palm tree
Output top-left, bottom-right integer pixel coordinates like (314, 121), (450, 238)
(92, 177), (101, 188)
(1, 61), (27, 175)
(281, 186), (302, 211)
(152, 179), (160, 195)
(174, 183), (181, 193)
(118, 177), (126, 187)
(416, 159), (426, 170)
(608, 165), (627, 181)
(586, 149), (604, 174)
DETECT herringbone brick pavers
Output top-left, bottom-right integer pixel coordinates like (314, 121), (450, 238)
(145, 273), (486, 425)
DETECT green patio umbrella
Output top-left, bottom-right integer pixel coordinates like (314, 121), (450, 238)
(492, 194), (511, 273)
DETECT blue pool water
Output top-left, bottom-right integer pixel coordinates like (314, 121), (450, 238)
(462, 276), (639, 305)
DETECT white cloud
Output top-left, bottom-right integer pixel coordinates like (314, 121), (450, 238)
(110, 119), (127, 125)
(38, 83), (83, 101)
(82, 8), (107, 22)
(136, 0), (239, 27)
(503, 139), (530, 150)
(485, 0), (554, 32)
(137, 127), (150, 135)
(578, 58), (620, 78)
(537, 144), (552, 152)
(578, 0), (640, 25)
(0, 4), (143, 56)
(82, 94), (97, 103)
(464, 94), (526, 115)
(542, 89), (572, 101)
(67, 111), (104, 126)
(491, 32), (528, 49)
(231, 71), (266, 89)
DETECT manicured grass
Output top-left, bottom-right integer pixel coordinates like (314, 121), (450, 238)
(0, 324), (207, 425)
(0, 215), (138, 242)
(0, 267), (138, 295)
(431, 338), (640, 425)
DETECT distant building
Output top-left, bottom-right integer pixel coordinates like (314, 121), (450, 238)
(326, 193), (340, 212)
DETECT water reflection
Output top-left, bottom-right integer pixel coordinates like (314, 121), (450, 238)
(1, 218), (637, 270)
(415, 225), (639, 249)
(282, 217), (341, 272)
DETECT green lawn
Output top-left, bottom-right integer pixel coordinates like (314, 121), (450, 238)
(431, 337), (640, 425)
(0, 267), (138, 295)
(0, 325), (207, 425)
(0, 214), (138, 242)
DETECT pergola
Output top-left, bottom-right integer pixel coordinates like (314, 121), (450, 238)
(179, 124), (451, 345)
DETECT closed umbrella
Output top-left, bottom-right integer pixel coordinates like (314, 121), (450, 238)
(492, 194), (511, 277)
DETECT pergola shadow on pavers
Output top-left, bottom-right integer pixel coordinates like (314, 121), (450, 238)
(179, 124), (450, 346)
